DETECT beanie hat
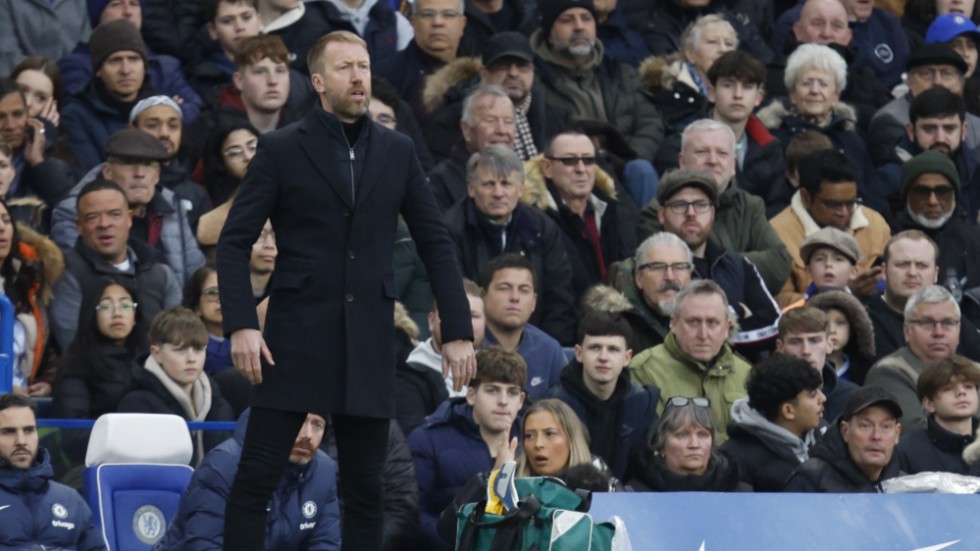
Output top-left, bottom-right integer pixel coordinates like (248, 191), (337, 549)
(129, 95), (183, 123)
(539, 0), (597, 40)
(90, 19), (147, 72)
(901, 150), (961, 200)
(86, 0), (144, 26)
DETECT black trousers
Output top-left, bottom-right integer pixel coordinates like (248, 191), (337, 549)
(223, 406), (390, 550)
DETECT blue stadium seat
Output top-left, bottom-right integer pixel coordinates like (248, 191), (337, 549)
(83, 414), (194, 550)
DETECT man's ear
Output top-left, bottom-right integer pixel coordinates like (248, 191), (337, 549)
(905, 122), (915, 143)
(233, 71), (244, 92)
(707, 84), (716, 104)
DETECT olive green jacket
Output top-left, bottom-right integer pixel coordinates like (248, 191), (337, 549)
(629, 332), (751, 444)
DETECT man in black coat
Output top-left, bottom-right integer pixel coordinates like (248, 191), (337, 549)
(216, 31), (476, 551)
(784, 386), (904, 492)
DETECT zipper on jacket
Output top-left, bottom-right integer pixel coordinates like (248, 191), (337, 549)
(349, 148), (355, 202)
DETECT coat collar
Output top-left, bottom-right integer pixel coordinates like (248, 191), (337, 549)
(789, 189), (870, 235)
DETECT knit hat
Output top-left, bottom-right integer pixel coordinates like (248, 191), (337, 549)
(87, 0), (144, 26)
(90, 19), (147, 71)
(105, 128), (168, 162)
(539, 0), (597, 39)
(907, 42), (968, 74)
(129, 95), (183, 124)
(926, 14), (980, 45)
(799, 227), (860, 265)
(657, 168), (719, 204)
(900, 150), (961, 201)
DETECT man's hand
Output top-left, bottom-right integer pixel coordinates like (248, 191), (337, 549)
(441, 339), (476, 392)
(848, 265), (883, 298)
(23, 118), (46, 166)
(493, 436), (518, 470)
(231, 328), (275, 385)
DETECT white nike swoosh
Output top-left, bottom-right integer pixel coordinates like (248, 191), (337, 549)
(0, 505), (10, 511)
(910, 541), (961, 551)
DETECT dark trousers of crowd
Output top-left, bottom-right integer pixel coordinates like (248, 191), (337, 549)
(223, 407), (390, 551)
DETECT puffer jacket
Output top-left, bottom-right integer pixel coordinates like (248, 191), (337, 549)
(154, 411), (341, 550)
(629, 332), (752, 445)
(784, 422), (903, 492)
(0, 448), (106, 550)
(522, 155), (637, 303)
(638, 54), (707, 135)
(627, 445), (749, 492)
(407, 398), (522, 551)
(896, 416), (977, 475)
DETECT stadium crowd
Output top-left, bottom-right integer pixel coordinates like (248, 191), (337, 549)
(4, 0), (980, 548)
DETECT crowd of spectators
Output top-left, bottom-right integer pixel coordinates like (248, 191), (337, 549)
(5, 0), (980, 548)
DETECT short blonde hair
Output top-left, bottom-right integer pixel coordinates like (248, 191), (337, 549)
(307, 31), (368, 75)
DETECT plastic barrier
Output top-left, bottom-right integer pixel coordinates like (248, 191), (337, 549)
(590, 492), (980, 550)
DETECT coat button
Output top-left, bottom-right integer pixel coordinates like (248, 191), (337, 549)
(345, 293), (354, 302)
(348, 251), (356, 259)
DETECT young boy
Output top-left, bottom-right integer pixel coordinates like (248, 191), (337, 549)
(118, 307), (234, 464)
(896, 356), (980, 475)
(721, 354), (826, 491)
(407, 346), (526, 551)
(796, 227), (861, 304)
(775, 307), (858, 422)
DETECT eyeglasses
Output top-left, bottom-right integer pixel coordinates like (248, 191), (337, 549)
(663, 199), (714, 214)
(416, 9), (461, 20)
(665, 396), (711, 409)
(95, 301), (137, 313)
(256, 228), (275, 243)
(637, 261), (694, 274)
(908, 185), (955, 202)
(817, 197), (861, 212)
(545, 156), (597, 167)
(201, 286), (220, 303)
(910, 66), (961, 82)
(907, 317), (960, 330)
(374, 113), (397, 126)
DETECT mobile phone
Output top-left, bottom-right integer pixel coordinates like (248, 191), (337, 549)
(25, 125), (35, 142)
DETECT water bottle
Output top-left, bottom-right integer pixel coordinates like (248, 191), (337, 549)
(946, 267), (963, 303)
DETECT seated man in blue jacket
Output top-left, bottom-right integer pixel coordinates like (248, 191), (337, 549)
(407, 346), (526, 551)
(155, 410), (341, 550)
(544, 311), (659, 479)
(0, 393), (105, 551)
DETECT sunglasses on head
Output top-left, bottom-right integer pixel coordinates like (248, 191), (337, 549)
(665, 396), (711, 409)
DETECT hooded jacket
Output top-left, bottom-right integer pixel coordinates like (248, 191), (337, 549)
(397, 338), (452, 437)
(0, 447), (105, 550)
(896, 416), (977, 475)
(407, 398), (522, 551)
(530, 28), (664, 161)
(769, 190), (891, 307)
(587, 276), (670, 354)
(639, 179), (793, 294)
(784, 422), (903, 492)
(543, 361), (660, 479)
(637, 53), (707, 134)
(522, 155), (636, 303)
(629, 332), (752, 444)
(807, 290), (877, 383)
(721, 398), (822, 492)
(154, 411), (341, 550)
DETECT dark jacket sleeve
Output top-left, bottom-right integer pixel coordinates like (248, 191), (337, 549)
(21, 156), (74, 206)
(782, 464), (821, 493)
(406, 427), (443, 547)
(538, 216), (578, 345)
(382, 421), (420, 551)
(178, 449), (238, 550)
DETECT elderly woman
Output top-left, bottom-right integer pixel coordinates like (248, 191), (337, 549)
(757, 43), (875, 190)
(627, 396), (748, 492)
(641, 15), (737, 132)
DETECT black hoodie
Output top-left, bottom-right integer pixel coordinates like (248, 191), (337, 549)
(784, 422), (903, 492)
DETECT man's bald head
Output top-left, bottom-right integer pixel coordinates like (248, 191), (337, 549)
(794, 0), (852, 47)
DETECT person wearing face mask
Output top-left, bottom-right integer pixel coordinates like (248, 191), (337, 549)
(155, 409), (341, 549)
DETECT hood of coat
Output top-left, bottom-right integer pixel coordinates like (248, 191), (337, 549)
(755, 98), (859, 133)
(13, 223), (65, 307)
(806, 290), (876, 360)
(422, 56), (483, 116)
(522, 154), (617, 212)
(637, 52), (696, 94)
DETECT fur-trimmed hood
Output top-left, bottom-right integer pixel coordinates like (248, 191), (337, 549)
(15, 223), (64, 307)
(580, 283), (634, 316)
(394, 300), (420, 342)
(806, 290), (876, 360)
(521, 154), (618, 212)
(637, 52), (697, 93)
(421, 56), (483, 116)
(755, 98), (859, 132)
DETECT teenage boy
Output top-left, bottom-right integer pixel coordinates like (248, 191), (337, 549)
(722, 354), (827, 492)
(775, 307), (858, 421)
(407, 346), (526, 551)
(118, 307), (234, 465)
(544, 312), (660, 479)
(187, 0), (264, 102)
(780, 226), (860, 309)
(895, 356), (980, 475)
